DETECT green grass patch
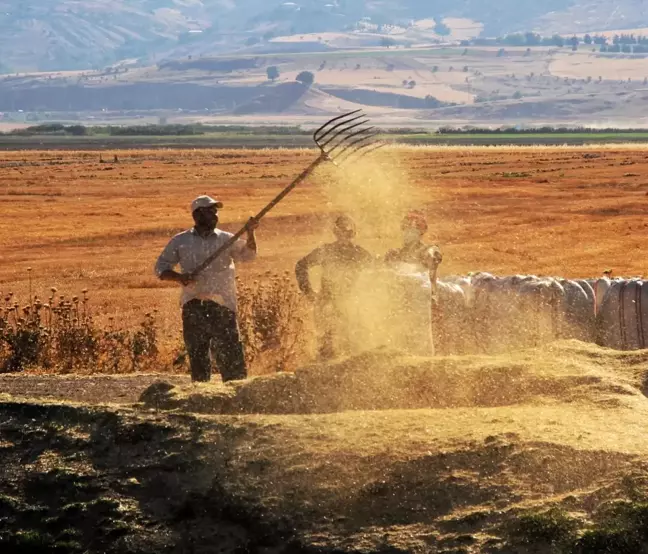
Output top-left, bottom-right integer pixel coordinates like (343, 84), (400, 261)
(508, 508), (579, 548)
(572, 501), (648, 553)
(509, 501), (648, 553)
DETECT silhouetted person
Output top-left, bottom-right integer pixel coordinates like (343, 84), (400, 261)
(296, 215), (373, 360)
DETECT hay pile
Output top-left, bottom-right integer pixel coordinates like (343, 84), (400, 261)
(139, 340), (648, 415)
(7, 341), (648, 552)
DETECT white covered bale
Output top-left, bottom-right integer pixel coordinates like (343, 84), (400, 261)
(434, 280), (472, 355)
(557, 279), (596, 343)
(598, 279), (648, 350)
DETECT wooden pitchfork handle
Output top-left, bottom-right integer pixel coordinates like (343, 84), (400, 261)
(187, 152), (328, 279)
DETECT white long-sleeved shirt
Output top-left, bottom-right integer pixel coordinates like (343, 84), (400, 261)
(155, 228), (256, 312)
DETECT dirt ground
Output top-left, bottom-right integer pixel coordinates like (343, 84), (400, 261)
(4, 341), (648, 553)
(0, 373), (189, 404)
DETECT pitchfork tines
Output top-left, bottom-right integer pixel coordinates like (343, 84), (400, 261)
(313, 109), (383, 165)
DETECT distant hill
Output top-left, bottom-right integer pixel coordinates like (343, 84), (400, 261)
(2, 1), (648, 72)
(4, 45), (648, 126)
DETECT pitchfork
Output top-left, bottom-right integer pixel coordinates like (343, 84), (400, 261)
(188, 110), (382, 278)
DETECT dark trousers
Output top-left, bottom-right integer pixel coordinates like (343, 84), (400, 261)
(182, 299), (247, 383)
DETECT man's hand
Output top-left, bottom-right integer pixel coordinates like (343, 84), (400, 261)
(159, 270), (195, 286)
(178, 273), (196, 286)
(245, 217), (259, 253)
(246, 216), (260, 232)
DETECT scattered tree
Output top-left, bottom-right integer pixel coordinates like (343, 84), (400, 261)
(267, 66), (280, 82)
(497, 48), (505, 57)
(463, 65), (469, 72)
(432, 65), (439, 72)
(584, 34), (593, 45)
(296, 70), (315, 86)
(525, 32), (542, 46)
(381, 37), (395, 48)
(434, 21), (451, 36)
(513, 90), (523, 99)
(552, 34), (565, 47)
(408, 80), (416, 88)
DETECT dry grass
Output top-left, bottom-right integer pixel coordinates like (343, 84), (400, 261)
(0, 283), (158, 374)
(2, 145), (648, 371)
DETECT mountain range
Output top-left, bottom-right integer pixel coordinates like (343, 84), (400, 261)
(2, 1), (648, 72)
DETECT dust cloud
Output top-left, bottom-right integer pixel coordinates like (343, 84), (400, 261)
(308, 149), (439, 357)
(315, 147), (417, 250)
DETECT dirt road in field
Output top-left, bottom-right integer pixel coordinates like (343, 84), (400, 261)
(0, 373), (189, 404)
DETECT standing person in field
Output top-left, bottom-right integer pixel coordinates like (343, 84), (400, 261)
(384, 210), (443, 280)
(383, 210), (443, 355)
(155, 195), (259, 383)
(295, 214), (373, 360)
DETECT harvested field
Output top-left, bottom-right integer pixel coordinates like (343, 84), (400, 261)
(550, 51), (648, 81)
(1, 146), (647, 315)
(2, 144), (648, 362)
(4, 145), (648, 552)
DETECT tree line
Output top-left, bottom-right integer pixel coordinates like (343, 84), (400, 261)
(436, 126), (648, 134)
(1, 123), (312, 137)
(465, 32), (639, 51)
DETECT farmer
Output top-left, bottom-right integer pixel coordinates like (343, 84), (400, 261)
(295, 214), (373, 360)
(384, 210), (443, 280)
(382, 210), (443, 355)
(155, 195), (258, 383)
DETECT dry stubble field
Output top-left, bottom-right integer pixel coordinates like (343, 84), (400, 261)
(2, 145), (647, 338)
(2, 144), (648, 369)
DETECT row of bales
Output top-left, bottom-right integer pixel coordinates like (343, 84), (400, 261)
(433, 274), (648, 355)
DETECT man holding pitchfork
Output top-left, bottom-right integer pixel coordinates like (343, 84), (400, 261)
(155, 195), (259, 383)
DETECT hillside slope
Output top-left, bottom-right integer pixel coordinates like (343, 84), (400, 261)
(2, 0), (648, 72)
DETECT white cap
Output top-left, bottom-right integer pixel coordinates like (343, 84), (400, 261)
(191, 195), (223, 213)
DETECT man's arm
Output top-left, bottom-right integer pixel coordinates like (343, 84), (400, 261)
(155, 238), (194, 286)
(295, 247), (323, 298)
(424, 245), (443, 271)
(231, 217), (259, 262)
(159, 270), (194, 286)
(357, 245), (377, 267)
